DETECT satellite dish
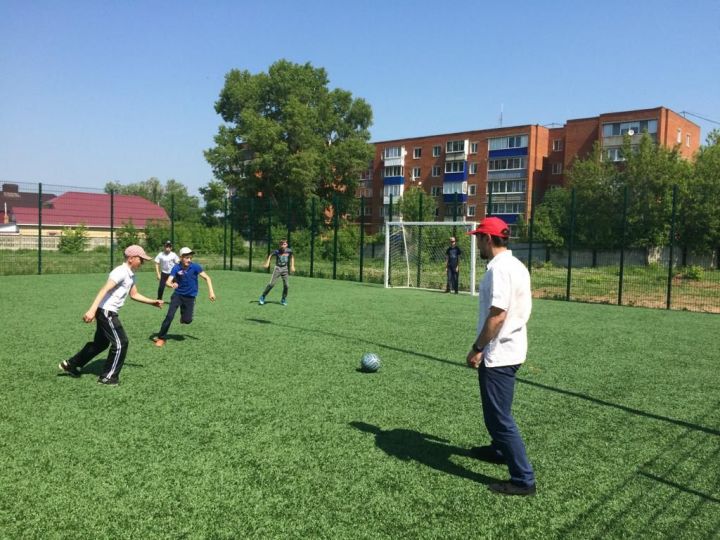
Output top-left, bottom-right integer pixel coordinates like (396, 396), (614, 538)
(627, 129), (635, 136)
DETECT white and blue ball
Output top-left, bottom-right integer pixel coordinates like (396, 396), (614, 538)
(360, 352), (381, 373)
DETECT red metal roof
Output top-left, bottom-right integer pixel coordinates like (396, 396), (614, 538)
(10, 191), (169, 228)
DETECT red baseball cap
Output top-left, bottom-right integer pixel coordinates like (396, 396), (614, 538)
(467, 217), (510, 238)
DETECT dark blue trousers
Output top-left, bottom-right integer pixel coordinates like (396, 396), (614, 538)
(478, 362), (535, 487)
(158, 293), (195, 339)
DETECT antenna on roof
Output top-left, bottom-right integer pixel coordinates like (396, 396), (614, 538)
(499, 104), (504, 128)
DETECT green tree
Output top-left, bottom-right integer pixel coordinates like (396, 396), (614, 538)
(116, 220), (141, 250)
(104, 177), (201, 222)
(680, 129), (720, 254)
(204, 60), (375, 227)
(199, 180), (228, 227)
(399, 186), (436, 221)
(58, 224), (89, 254)
(532, 188), (571, 248)
(105, 177), (164, 204)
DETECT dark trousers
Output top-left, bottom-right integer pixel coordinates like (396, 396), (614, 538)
(262, 266), (289, 298)
(157, 272), (171, 299)
(158, 293), (195, 338)
(478, 362), (535, 487)
(68, 309), (129, 380)
(446, 267), (459, 293)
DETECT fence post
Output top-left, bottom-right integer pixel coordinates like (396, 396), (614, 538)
(453, 191), (458, 238)
(286, 195), (292, 247)
(566, 188), (576, 301)
(388, 194), (393, 286)
(310, 197), (316, 277)
(487, 182), (493, 217)
(170, 194), (175, 246)
(528, 188), (536, 274)
(110, 189), (115, 270)
(223, 194), (228, 270)
(229, 195), (234, 271)
(666, 184), (678, 310)
(249, 196), (255, 272)
(266, 198), (272, 272)
(37, 183), (42, 275)
(416, 191), (423, 287)
(360, 196), (365, 283)
(618, 185), (628, 305)
(332, 194), (339, 280)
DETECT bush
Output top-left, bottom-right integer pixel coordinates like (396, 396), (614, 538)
(680, 265), (704, 281)
(58, 224), (88, 254)
(117, 220), (141, 250)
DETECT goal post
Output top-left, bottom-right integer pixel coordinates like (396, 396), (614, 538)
(384, 221), (478, 295)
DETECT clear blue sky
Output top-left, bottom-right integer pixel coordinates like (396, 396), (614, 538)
(1, 0), (718, 196)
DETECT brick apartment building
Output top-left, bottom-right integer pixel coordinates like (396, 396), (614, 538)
(358, 106), (700, 234)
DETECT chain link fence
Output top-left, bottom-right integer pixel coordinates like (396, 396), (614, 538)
(1, 181), (718, 313)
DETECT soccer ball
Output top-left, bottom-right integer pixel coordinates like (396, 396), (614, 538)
(360, 352), (381, 373)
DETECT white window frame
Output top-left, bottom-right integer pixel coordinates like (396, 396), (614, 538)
(431, 165), (441, 177)
(383, 165), (403, 177)
(383, 184), (404, 198)
(686, 134), (691, 147)
(411, 167), (421, 180)
(469, 162), (478, 175)
(432, 145), (441, 157)
(383, 146), (402, 159)
(413, 147), (422, 159)
(552, 162), (563, 175)
(488, 157), (527, 171)
(470, 142), (478, 154)
(467, 205), (476, 217)
(552, 139), (563, 151)
(677, 128), (682, 144)
(468, 184), (477, 196)
(446, 139), (465, 153)
(430, 186), (442, 197)
(444, 161), (465, 173)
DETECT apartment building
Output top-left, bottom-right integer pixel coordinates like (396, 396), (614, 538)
(358, 106), (700, 234)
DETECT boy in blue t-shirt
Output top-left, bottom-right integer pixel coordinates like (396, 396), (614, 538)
(259, 239), (295, 306)
(154, 247), (216, 347)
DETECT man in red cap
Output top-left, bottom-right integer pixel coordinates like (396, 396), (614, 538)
(58, 245), (164, 385)
(466, 217), (536, 496)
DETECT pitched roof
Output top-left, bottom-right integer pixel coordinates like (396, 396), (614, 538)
(10, 191), (169, 228)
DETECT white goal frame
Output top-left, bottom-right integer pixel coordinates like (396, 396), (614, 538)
(384, 221), (478, 295)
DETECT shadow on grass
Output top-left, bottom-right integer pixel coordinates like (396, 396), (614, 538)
(350, 421), (501, 485)
(517, 379), (720, 437)
(147, 334), (200, 342)
(251, 319), (720, 438)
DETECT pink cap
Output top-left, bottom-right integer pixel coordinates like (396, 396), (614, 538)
(124, 245), (152, 260)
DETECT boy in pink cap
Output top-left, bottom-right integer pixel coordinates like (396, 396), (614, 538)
(58, 245), (164, 385)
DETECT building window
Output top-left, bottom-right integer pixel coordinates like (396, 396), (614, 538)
(470, 142), (478, 153)
(445, 161), (465, 173)
(686, 134), (691, 147)
(434, 207), (440, 217)
(383, 184), (404, 198)
(467, 205), (476, 217)
(604, 148), (624, 162)
(468, 184), (477, 196)
(552, 139), (563, 151)
(430, 186), (442, 197)
(446, 140), (465, 153)
(469, 162), (478, 175)
(413, 147), (422, 159)
(488, 157), (526, 171)
(487, 180), (527, 194)
(677, 128), (682, 144)
(411, 167), (421, 179)
(432, 145), (441, 157)
(443, 181), (467, 195)
(489, 135), (528, 151)
(602, 120), (658, 137)
(552, 163), (563, 175)
(488, 202), (526, 215)
(361, 206), (372, 216)
(383, 165), (403, 177)
(383, 146), (402, 159)
(431, 165), (441, 177)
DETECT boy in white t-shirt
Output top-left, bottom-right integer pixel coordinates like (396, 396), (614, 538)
(154, 240), (180, 299)
(58, 245), (163, 385)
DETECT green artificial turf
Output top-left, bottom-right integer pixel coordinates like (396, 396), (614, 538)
(0, 270), (718, 538)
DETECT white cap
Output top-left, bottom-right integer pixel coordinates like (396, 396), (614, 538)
(179, 247), (194, 256)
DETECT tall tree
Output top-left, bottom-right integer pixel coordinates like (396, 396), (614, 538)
(104, 177), (201, 222)
(204, 60), (375, 226)
(399, 186), (437, 222)
(199, 180), (228, 227)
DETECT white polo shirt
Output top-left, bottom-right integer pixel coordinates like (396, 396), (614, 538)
(100, 263), (136, 312)
(155, 251), (180, 274)
(477, 250), (532, 367)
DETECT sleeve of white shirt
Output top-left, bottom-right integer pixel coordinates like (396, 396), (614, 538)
(108, 266), (124, 284)
(154, 253), (162, 263)
(490, 266), (511, 311)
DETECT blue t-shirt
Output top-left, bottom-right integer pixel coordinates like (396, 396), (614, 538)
(272, 248), (293, 268)
(170, 261), (204, 297)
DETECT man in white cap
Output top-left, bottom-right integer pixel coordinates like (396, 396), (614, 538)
(58, 245), (164, 385)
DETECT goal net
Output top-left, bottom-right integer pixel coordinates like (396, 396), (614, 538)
(384, 221), (478, 295)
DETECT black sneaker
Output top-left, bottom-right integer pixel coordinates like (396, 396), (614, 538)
(489, 481), (536, 496)
(97, 376), (119, 386)
(58, 360), (81, 378)
(469, 445), (505, 464)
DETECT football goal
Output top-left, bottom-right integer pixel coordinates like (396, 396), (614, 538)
(384, 221), (478, 295)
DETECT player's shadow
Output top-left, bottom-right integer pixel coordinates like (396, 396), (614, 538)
(350, 421), (500, 485)
(73, 359), (145, 376)
(148, 333), (199, 342)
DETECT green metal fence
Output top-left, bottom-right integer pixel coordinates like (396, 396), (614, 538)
(1, 181), (718, 313)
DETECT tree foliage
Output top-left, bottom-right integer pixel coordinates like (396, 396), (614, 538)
(104, 177), (201, 222)
(399, 186), (437, 222)
(58, 224), (89, 254)
(204, 60), (375, 228)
